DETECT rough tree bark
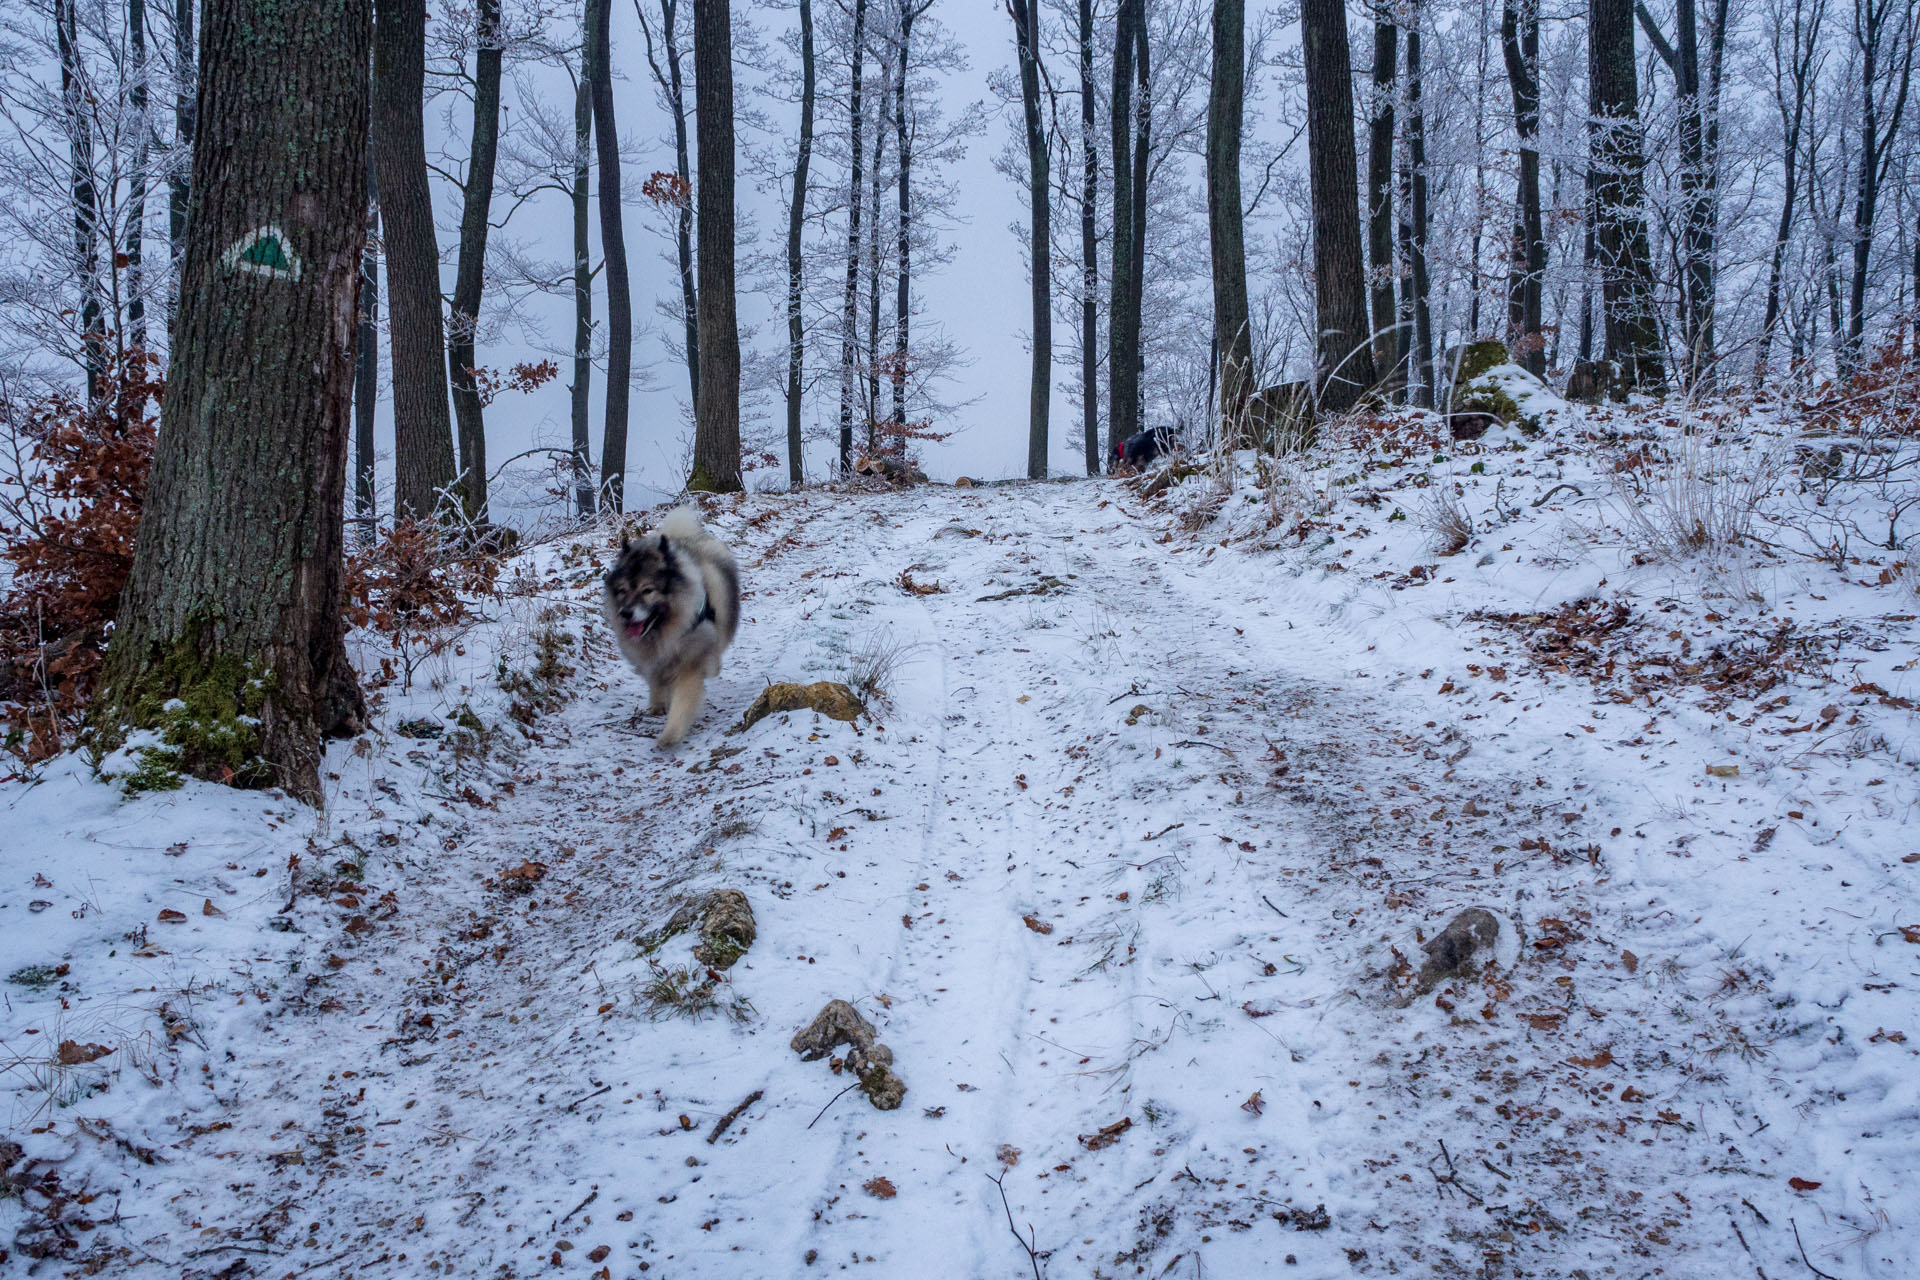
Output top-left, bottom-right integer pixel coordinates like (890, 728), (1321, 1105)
(1301, 0), (1377, 411)
(447, 0), (502, 524)
(571, 56), (594, 516)
(1636, 0), (1724, 386)
(1502, 0), (1546, 375)
(689, 0), (741, 491)
(1208, 0), (1253, 436)
(93, 0), (370, 803)
(1009, 0), (1050, 477)
(1367, 6), (1398, 396)
(1079, 0), (1098, 472)
(1842, 0), (1915, 372)
(587, 0), (633, 509)
(1588, 0), (1665, 392)
(837, 0), (867, 475)
(893, 1), (929, 436)
(786, 0), (815, 484)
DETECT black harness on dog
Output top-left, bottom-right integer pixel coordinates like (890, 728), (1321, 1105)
(684, 594), (716, 635)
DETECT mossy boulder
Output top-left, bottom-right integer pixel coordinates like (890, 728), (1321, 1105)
(1451, 362), (1555, 434)
(1452, 340), (1511, 384)
(94, 652), (277, 795)
(732, 681), (866, 733)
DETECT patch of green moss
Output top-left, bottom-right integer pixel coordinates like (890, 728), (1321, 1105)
(94, 642), (277, 794)
(1454, 340), (1510, 383)
(1454, 383), (1522, 424)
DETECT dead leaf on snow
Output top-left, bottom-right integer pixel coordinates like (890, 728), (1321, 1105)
(1021, 914), (1054, 935)
(863, 1176), (897, 1199)
(1079, 1117), (1132, 1151)
(1569, 1048), (1614, 1069)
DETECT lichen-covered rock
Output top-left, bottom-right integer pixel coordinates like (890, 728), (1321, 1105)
(1452, 340), (1511, 384)
(1451, 363), (1556, 433)
(792, 999), (907, 1111)
(732, 681), (866, 734)
(1414, 907), (1501, 994)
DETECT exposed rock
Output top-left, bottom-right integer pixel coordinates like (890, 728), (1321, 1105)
(1445, 412), (1502, 441)
(1450, 339), (1511, 384)
(792, 999), (907, 1111)
(1414, 907), (1501, 994)
(688, 890), (756, 969)
(733, 681), (867, 734)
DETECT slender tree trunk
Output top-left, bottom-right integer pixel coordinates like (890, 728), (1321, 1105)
(571, 61), (594, 517)
(837, 0), (867, 475)
(1589, 0), (1665, 392)
(1130, 19), (1149, 415)
(447, 0), (501, 524)
(94, 0), (370, 802)
(1406, 2), (1434, 406)
(128, 0), (150, 350)
(1010, 0), (1050, 477)
(587, 0), (633, 509)
(1636, 0), (1719, 385)
(1367, 7), (1399, 395)
(864, 69), (888, 448)
(1756, 0), (1820, 385)
(1301, 0), (1378, 411)
(167, 0), (193, 331)
(1108, 0), (1139, 458)
(1501, 0), (1545, 375)
(786, 0), (815, 485)
(689, 0), (741, 491)
(58, 0), (104, 399)
(355, 147), (380, 540)
(1078, 0), (1099, 472)
(893, 4), (919, 437)
(1844, 0), (1915, 372)
(639, 0), (700, 412)
(374, 0), (458, 518)
(1208, 0), (1253, 436)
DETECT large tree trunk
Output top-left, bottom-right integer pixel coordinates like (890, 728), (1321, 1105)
(374, 0), (458, 519)
(1501, 0), (1545, 375)
(571, 58), (594, 517)
(1404, 1), (1434, 407)
(94, 0), (369, 803)
(1208, 0), (1253, 438)
(587, 0), (633, 509)
(447, 0), (501, 524)
(1366, 7), (1399, 396)
(1589, 0), (1665, 393)
(1010, 0), (1050, 477)
(1301, 0), (1377, 411)
(837, 0), (867, 475)
(639, 0), (700, 413)
(1107, 0), (1145, 459)
(167, 0), (194, 332)
(786, 0), (815, 485)
(355, 148), (380, 541)
(689, 0), (742, 491)
(1078, 0), (1098, 473)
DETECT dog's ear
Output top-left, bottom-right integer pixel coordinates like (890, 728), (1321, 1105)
(657, 534), (671, 556)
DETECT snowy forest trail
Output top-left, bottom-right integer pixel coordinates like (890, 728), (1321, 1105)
(8, 479), (1918, 1279)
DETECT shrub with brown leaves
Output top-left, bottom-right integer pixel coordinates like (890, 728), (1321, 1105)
(342, 520), (503, 691)
(0, 352), (161, 762)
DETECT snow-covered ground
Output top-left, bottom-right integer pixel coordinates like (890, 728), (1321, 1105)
(5, 399), (1919, 1277)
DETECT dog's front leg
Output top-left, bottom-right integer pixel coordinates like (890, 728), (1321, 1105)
(655, 672), (707, 749)
(647, 681), (667, 716)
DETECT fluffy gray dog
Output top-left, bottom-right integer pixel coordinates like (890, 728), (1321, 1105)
(602, 506), (740, 748)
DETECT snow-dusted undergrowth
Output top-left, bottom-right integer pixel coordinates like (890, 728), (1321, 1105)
(4, 392), (1918, 1278)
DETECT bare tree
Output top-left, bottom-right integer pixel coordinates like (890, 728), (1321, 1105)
(447, 0), (503, 523)
(1841, 0), (1915, 370)
(1301, 0), (1376, 411)
(1755, 0), (1825, 383)
(1502, 0), (1545, 375)
(1589, 0), (1666, 392)
(786, 0), (817, 484)
(1009, 0), (1050, 475)
(637, 0), (700, 411)
(586, 0), (633, 509)
(1207, 0), (1252, 432)
(1366, 3), (1399, 393)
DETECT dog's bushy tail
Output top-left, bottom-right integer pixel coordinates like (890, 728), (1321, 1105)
(658, 505), (707, 541)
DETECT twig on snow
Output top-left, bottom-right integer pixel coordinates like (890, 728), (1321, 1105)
(987, 1171), (1044, 1280)
(564, 1083), (612, 1112)
(1792, 1218), (1841, 1280)
(557, 1187), (597, 1229)
(807, 1082), (860, 1130)
(707, 1089), (764, 1145)
(1144, 823), (1184, 841)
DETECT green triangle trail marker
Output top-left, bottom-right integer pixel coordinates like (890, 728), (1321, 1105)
(222, 224), (303, 282)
